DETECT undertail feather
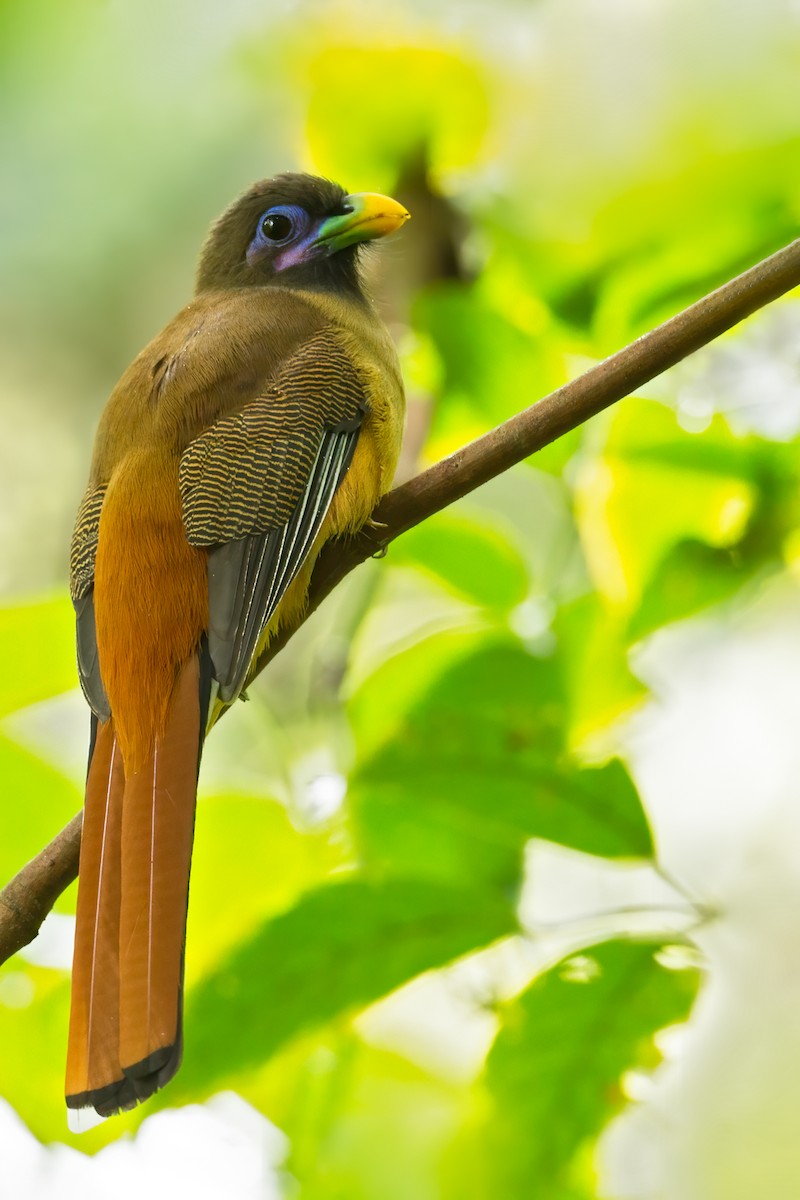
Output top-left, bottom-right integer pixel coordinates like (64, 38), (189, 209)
(65, 719), (125, 1111)
(67, 650), (209, 1117)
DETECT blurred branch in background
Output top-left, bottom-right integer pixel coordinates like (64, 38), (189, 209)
(1, 232), (800, 968)
(307, 148), (472, 706)
(378, 147), (473, 484)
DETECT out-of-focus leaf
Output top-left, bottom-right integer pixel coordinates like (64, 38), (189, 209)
(447, 940), (702, 1198)
(555, 595), (647, 746)
(186, 791), (347, 982)
(629, 539), (753, 643)
(573, 401), (800, 648)
(0, 597), (77, 719)
(351, 638), (652, 890)
(0, 966), (70, 1143)
(0, 734), (81, 912)
(0, 964), (141, 1150)
(575, 400), (758, 613)
(176, 877), (516, 1100)
(591, 141), (800, 346)
(244, 1031), (465, 1200)
(389, 512), (529, 616)
(305, 45), (488, 191)
(347, 628), (480, 762)
(417, 284), (566, 439)
(629, 435), (800, 642)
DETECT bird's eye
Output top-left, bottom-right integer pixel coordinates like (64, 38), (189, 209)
(260, 212), (294, 241)
(247, 203), (310, 268)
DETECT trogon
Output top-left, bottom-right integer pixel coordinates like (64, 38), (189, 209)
(65, 173), (408, 1119)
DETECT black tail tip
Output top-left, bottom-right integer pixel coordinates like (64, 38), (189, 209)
(66, 1039), (182, 1121)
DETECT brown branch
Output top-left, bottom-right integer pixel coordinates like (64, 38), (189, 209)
(2, 235), (800, 968)
(0, 813), (83, 960)
(254, 234), (800, 670)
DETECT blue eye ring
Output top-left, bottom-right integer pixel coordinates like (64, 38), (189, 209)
(256, 204), (308, 245)
(246, 203), (314, 270)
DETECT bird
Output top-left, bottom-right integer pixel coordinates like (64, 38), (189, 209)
(64, 173), (409, 1120)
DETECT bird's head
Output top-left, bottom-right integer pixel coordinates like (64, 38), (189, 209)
(195, 173), (409, 298)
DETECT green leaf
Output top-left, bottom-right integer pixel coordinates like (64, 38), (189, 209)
(555, 595), (647, 745)
(0, 596), (77, 719)
(0, 964), (142, 1150)
(0, 734), (81, 910)
(0, 966), (72, 1143)
(416, 284), (566, 435)
(590, 140), (800, 346)
(348, 628), (480, 762)
(575, 400), (758, 614)
(244, 1033), (467, 1200)
(628, 539), (750, 642)
(448, 940), (702, 1198)
(186, 791), (347, 983)
(351, 638), (652, 891)
(176, 877), (516, 1100)
(629, 436), (800, 642)
(389, 511), (529, 616)
(305, 46), (488, 190)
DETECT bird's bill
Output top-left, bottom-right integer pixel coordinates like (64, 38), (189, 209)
(315, 193), (410, 253)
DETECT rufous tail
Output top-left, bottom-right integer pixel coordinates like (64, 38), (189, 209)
(66, 653), (208, 1117)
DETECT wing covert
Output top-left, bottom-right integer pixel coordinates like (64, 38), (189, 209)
(179, 327), (367, 703)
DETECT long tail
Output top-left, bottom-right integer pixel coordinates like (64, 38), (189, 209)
(66, 651), (211, 1117)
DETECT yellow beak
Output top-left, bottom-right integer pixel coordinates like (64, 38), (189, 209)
(315, 192), (410, 252)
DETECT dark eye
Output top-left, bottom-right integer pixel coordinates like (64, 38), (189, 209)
(260, 212), (294, 241)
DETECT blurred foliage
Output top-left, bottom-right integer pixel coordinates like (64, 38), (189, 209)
(1, 0), (800, 1195)
(449, 940), (701, 1198)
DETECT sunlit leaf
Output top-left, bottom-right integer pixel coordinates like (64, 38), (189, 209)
(176, 877), (516, 1100)
(347, 628), (480, 762)
(352, 638), (652, 889)
(447, 939), (702, 1198)
(305, 45), (488, 191)
(244, 1031), (465, 1200)
(0, 734), (81, 912)
(575, 400), (758, 613)
(555, 595), (647, 746)
(186, 792), (347, 983)
(0, 963), (141, 1150)
(591, 139), (800, 346)
(629, 434), (800, 641)
(0, 597), (77, 719)
(629, 539), (752, 643)
(417, 284), (566, 437)
(389, 512), (529, 616)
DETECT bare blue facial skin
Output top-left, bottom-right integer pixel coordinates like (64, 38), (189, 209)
(246, 204), (317, 271)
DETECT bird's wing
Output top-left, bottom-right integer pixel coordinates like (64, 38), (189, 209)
(179, 326), (366, 703)
(70, 484), (110, 720)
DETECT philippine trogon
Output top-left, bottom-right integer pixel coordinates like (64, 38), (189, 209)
(65, 174), (408, 1119)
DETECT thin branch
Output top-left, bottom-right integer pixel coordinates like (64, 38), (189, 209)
(2, 235), (800, 968)
(0, 814), (82, 960)
(253, 234), (800, 671)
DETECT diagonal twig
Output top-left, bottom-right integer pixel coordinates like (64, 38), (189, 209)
(2, 235), (800, 968)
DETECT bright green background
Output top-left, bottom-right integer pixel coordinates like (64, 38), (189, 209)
(1, 0), (798, 1194)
